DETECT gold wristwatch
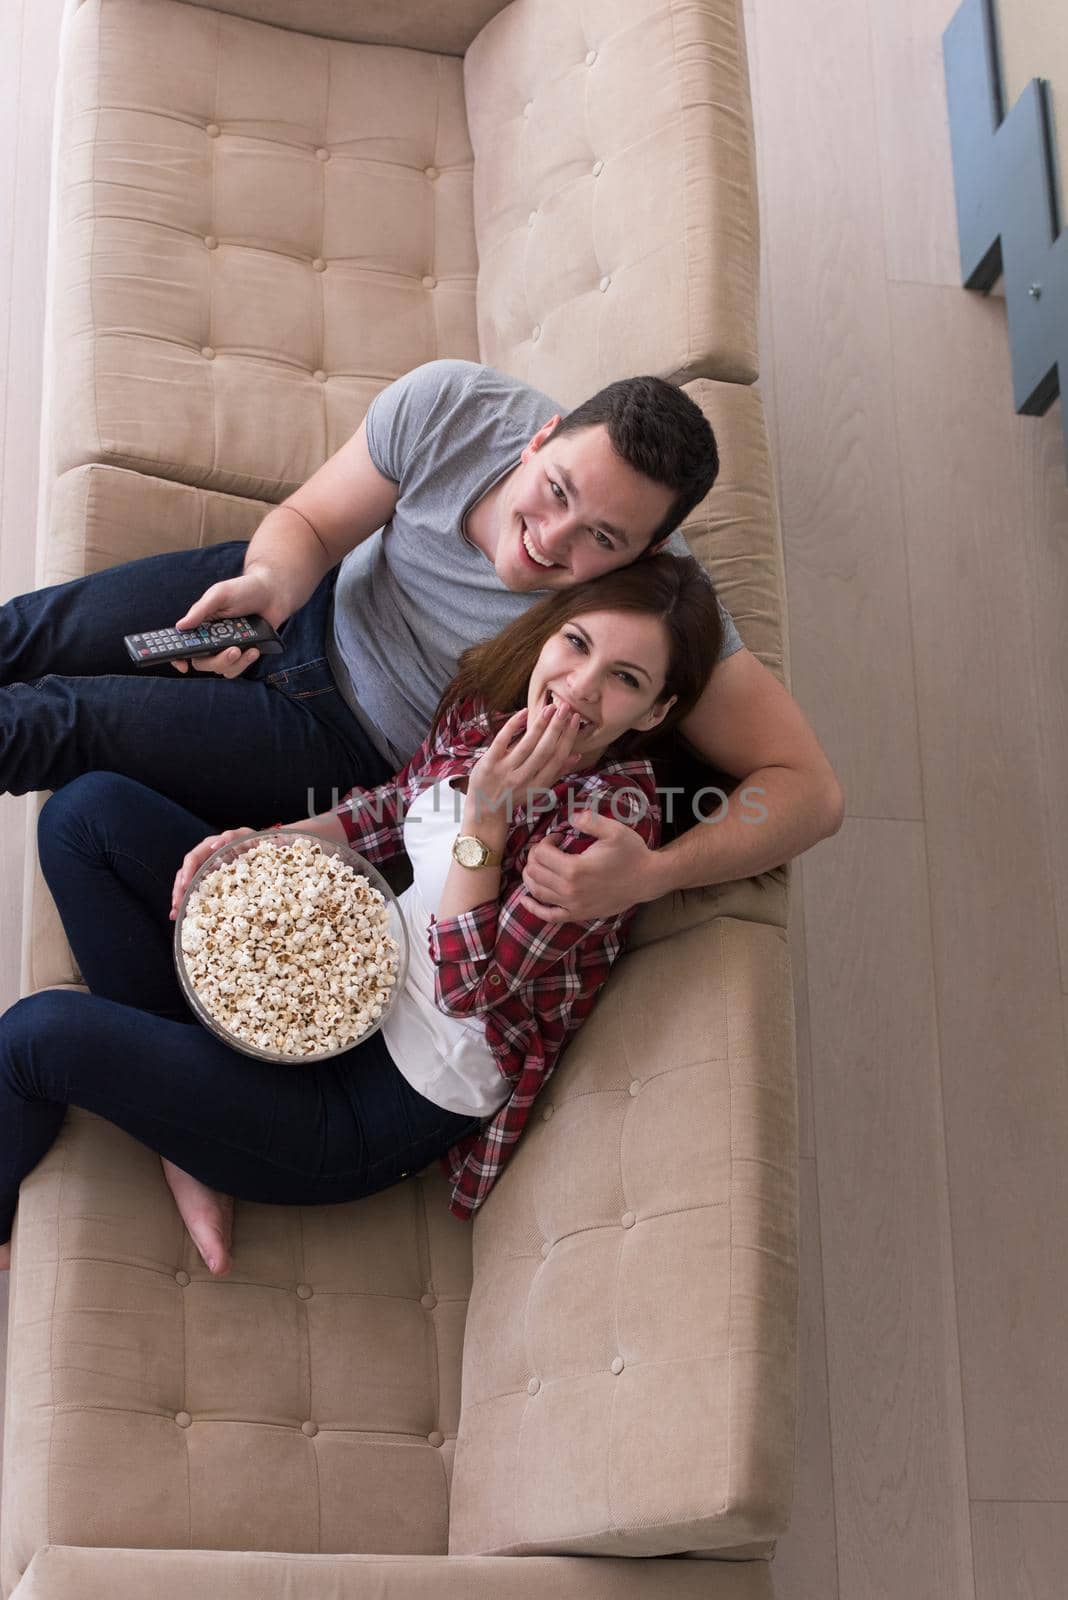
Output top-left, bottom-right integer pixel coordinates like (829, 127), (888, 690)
(452, 833), (503, 869)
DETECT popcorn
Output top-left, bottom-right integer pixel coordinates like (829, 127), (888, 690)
(179, 835), (400, 1057)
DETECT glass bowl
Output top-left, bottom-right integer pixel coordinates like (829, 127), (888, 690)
(173, 828), (409, 1064)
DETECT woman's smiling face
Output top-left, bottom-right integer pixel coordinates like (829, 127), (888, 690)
(525, 608), (677, 771)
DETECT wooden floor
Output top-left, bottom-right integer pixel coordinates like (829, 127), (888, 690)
(2, 2), (1067, 1595)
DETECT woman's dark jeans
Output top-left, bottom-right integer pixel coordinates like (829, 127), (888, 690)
(0, 772), (483, 1245)
(0, 539), (394, 826)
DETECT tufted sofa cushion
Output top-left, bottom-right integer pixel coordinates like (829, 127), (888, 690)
(447, 917), (798, 1557)
(0, 1080), (476, 1586)
(55, 0), (480, 501)
(464, 0), (759, 403)
(627, 374), (792, 951)
(5, 906), (797, 1583)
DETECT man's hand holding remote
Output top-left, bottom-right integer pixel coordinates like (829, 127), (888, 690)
(171, 569), (285, 677)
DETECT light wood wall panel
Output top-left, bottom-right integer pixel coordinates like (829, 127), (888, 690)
(998, 0), (1068, 204)
(1020, 403), (1068, 994)
(770, 1156), (839, 1599)
(868, 0), (963, 285)
(803, 818), (975, 1599)
(972, 1503), (1068, 1600)
(889, 280), (1068, 1498)
(752, 0), (925, 822)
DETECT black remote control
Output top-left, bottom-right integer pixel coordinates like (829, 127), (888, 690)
(123, 615), (285, 667)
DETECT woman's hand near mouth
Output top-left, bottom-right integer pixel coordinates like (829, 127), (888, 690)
(466, 698), (583, 824)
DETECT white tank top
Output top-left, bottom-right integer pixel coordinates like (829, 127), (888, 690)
(378, 777), (512, 1117)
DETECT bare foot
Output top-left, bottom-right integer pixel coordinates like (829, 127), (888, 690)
(160, 1157), (234, 1276)
(0, 1240), (11, 1272)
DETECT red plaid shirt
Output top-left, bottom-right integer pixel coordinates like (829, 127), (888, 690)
(332, 694), (662, 1221)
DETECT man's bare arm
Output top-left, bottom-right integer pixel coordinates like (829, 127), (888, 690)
(242, 418), (399, 621)
(173, 420), (399, 670)
(517, 647), (844, 922)
(650, 646), (844, 894)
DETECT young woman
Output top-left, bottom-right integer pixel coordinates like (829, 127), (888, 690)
(0, 554), (723, 1277)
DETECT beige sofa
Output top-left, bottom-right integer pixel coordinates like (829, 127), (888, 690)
(1, 1), (799, 1596)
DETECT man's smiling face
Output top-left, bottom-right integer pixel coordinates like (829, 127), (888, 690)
(490, 417), (677, 592)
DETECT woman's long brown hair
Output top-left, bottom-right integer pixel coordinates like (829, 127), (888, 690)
(431, 553), (725, 762)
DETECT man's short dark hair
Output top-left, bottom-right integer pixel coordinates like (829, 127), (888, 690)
(550, 375), (720, 551)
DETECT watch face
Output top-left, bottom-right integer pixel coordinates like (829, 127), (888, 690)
(455, 835), (485, 868)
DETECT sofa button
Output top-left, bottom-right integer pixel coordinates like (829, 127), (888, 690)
(585, 49), (598, 66)
(592, 160), (604, 177)
(312, 258), (326, 272)
(200, 346), (215, 359)
(206, 123), (220, 138)
(541, 1104), (553, 1121)
(424, 165), (438, 179)
(420, 1291), (437, 1309)
(527, 1377), (540, 1395)
(621, 1211), (635, 1228)
(301, 1420), (318, 1437)
(316, 147), (329, 161)
(175, 1270), (190, 1286)
(204, 235), (218, 250)
(611, 1356), (624, 1375)
(313, 369), (326, 382)
(427, 1429), (445, 1447)
(296, 1283), (313, 1299)
(629, 1080), (640, 1097)
(175, 1411), (192, 1428)
(422, 275), (437, 288)
(531, 325), (541, 342)
(599, 275), (611, 292)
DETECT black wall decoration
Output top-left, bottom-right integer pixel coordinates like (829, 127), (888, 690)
(944, 0), (1068, 477)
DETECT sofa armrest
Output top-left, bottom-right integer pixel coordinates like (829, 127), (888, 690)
(169, 0), (512, 53)
(9, 1546), (774, 1600)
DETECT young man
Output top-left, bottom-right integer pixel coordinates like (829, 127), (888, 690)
(0, 359), (842, 922)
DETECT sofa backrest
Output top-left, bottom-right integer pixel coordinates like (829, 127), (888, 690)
(464, 0), (759, 403)
(448, 0), (797, 1564)
(56, 0), (483, 502)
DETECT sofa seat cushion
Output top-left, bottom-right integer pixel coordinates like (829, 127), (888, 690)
(448, 917), (798, 1557)
(53, 0), (479, 501)
(1, 1093), (474, 1587)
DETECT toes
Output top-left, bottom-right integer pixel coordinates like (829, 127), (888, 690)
(189, 1215), (233, 1275)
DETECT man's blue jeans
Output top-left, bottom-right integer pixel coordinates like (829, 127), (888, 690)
(0, 539), (394, 826)
(0, 772), (484, 1245)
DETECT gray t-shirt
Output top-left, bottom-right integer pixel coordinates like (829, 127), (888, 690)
(326, 359), (742, 768)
